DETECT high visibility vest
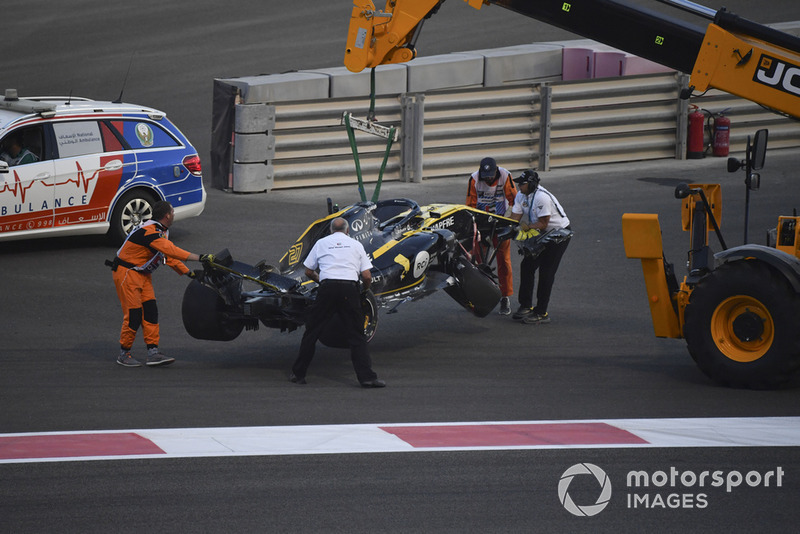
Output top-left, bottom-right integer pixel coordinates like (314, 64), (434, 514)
(116, 220), (167, 273)
(470, 167), (513, 216)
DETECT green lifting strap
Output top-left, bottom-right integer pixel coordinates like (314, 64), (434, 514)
(372, 124), (395, 202)
(343, 68), (398, 203)
(343, 117), (367, 201)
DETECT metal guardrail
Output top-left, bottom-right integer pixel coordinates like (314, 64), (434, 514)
(419, 85), (542, 180)
(219, 55), (799, 192)
(270, 96), (402, 189)
(547, 73), (684, 167)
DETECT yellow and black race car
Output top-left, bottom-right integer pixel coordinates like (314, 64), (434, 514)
(182, 198), (517, 347)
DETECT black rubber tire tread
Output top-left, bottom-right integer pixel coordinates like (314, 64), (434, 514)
(684, 260), (800, 389)
(182, 280), (244, 341)
(444, 256), (501, 318)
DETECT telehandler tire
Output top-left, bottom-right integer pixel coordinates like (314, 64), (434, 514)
(684, 260), (800, 389)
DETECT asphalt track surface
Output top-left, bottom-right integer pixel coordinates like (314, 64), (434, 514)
(3, 1), (800, 532)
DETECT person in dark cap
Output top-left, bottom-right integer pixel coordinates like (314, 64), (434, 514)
(509, 170), (571, 324)
(466, 157), (517, 315)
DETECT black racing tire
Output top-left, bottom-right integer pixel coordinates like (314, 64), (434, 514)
(444, 255), (501, 318)
(182, 280), (244, 341)
(684, 261), (800, 389)
(108, 189), (158, 244)
(319, 290), (379, 348)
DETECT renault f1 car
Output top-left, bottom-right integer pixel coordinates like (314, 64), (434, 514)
(182, 197), (517, 347)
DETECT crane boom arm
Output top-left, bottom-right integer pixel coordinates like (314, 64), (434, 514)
(344, 0), (800, 118)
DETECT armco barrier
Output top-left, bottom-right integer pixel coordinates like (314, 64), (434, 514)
(211, 40), (800, 193)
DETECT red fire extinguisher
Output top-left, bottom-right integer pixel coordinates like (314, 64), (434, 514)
(711, 111), (730, 157)
(687, 105), (705, 159)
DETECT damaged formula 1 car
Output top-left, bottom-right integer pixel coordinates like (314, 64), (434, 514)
(182, 197), (517, 347)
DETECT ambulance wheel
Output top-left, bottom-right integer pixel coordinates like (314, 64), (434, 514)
(108, 189), (158, 244)
(182, 280), (244, 341)
(684, 261), (800, 389)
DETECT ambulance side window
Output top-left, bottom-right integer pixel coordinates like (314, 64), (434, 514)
(100, 121), (128, 152)
(0, 126), (45, 164)
(107, 120), (181, 150)
(52, 121), (105, 158)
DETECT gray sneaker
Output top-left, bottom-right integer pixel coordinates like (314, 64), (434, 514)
(116, 351), (141, 367)
(146, 349), (175, 367)
(523, 312), (551, 325)
(512, 306), (534, 321)
(498, 297), (511, 315)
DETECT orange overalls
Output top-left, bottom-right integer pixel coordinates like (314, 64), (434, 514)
(466, 169), (517, 297)
(111, 220), (191, 350)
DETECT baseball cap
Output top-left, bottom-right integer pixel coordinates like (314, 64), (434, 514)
(513, 169), (539, 185)
(478, 157), (497, 180)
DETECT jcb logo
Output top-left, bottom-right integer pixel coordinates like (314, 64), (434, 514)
(754, 54), (800, 96)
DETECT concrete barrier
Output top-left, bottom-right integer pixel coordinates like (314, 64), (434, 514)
(211, 33), (799, 192)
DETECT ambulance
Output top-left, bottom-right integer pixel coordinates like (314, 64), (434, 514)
(0, 89), (205, 243)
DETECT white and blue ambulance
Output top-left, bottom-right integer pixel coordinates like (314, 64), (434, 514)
(0, 89), (205, 243)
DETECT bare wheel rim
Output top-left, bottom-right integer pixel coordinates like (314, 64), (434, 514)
(711, 295), (774, 363)
(362, 296), (378, 342)
(121, 197), (153, 234)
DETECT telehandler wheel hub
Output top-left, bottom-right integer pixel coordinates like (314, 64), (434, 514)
(711, 296), (774, 363)
(732, 310), (764, 342)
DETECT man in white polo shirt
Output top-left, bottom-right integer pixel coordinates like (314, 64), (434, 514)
(290, 217), (385, 388)
(509, 170), (572, 325)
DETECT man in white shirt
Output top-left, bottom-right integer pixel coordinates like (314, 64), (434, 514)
(509, 170), (572, 324)
(290, 217), (385, 387)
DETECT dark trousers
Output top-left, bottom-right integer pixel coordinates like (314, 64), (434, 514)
(518, 237), (570, 314)
(293, 280), (377, 382)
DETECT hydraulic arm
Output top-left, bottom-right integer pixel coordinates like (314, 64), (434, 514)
(345, 0), (800, 118)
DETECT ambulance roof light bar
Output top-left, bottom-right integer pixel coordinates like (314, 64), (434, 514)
(1, 89), (58, 117)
